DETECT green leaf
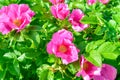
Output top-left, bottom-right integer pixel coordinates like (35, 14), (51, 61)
(14, 50), (21, 56)
(108, 20), (116, 28)
(7, 60), (20, 76)
(94, 26), (107, 35)
(67, 63), (79, 75)
(0, 65), (6, 80)
(47, 55), (56, 63)
(3, 52), (16, 59)
(112, 13), (120, 24)
(47, 70), (54, 80)
(80, 15), (100, 24)
(97, 42), (119, 60)
(37, 64), (50, 80)
(86, 40), (105, 52)
(17, 54), (26, 62)
(86, 50), (102, 66)
(97, 42), (116, 53)
(25, 31), (40, 48)
(102, 53), (118, 60)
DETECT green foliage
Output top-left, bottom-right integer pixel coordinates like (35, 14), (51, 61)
(0, 0), (120, 80)
(80, 15), (100, 24)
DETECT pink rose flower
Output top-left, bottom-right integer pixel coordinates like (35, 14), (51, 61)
(51, 3), (70, 20)
(99, 0), (109, 4)
(87, 0), (96, 5)
(0, 4), (35, 34)
(76, 56), (101, 80)
(76, 56), (117, 80)
(47, 29), (79, 64)
(49, 0), (64, 4)
(93, 64), (117, 80)
(69, 9), (88, 32)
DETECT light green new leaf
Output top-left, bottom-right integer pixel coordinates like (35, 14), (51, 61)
(112, 13), (120, 24)
(47, 70), (54, 80)
(86, 40), (105, 52)
(37, 64), (51, 80)
(80, 15), (100, 24)
(3, 52), (16, 59)
(97, 42), (119, 60)
(86, 50), (102, 67)
(17, 54), (26, 62)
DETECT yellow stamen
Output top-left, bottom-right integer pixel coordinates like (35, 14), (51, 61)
(58, 45), (67, 53)
(83, 62), (89, 71)
(13, 19), (21, 27)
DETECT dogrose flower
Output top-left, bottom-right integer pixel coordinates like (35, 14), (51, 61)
(76, 56), (117, 80)
(0, 4), (35, 34)
(51, 3), (70, 20)
(87, 0), (96, 5)
(99, 0), (109, 4)
(93, 64), (117, 80)
(69, 9), (88, 32)
(76, 56), (101, 80)
(49, 0), (64, 4)
(47, 29), (79, 64)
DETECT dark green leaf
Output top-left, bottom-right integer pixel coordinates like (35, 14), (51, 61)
(0, 65), (6, 80)
(7, 60), (20, 76)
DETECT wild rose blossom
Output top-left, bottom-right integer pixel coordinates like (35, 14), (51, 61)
(87, 0), (96, 5)
(76, 56), (101, 80)
(99, 0), (109, 4)
(47, 29), (79, 64)
(93, 64), (117, 80)
(76, 56), (117, 80)
(49, 0), (64, 4)
(69, 9), (88, 32)
(51, 3), (70, 20)
(0, 4), (35, 34)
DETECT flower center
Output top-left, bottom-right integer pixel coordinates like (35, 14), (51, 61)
(83, 62), (89, 71)
(54, 0), (56, 3)
(13, 19), (21, 27)
(58, 45), (67, 53)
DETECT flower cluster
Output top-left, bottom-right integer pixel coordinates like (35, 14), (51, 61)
(50, 0), (89, 32)
(0, 0), (117, 80)
(48, 0), (117, 80)
(76, 56), (117, 80)
(0, 4), (35, 34)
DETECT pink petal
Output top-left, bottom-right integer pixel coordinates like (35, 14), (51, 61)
(87, 0), (96, 5)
